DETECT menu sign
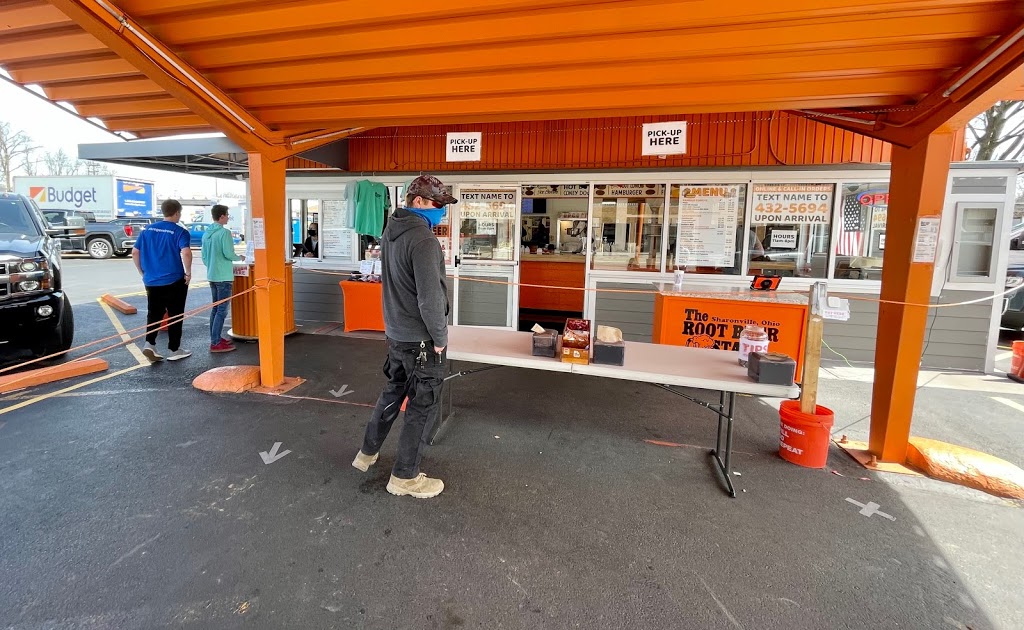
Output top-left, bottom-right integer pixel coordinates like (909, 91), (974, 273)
(522, 185), (589, 198)
(675, 185), (741, 266)
(321, 199), (355, 259)
(751, 184), (832, 224)
(593, 184), (664, 198)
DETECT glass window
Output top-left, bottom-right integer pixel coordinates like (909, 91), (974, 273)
(748, 183), (834, 278)
(835, 183), (887, 280)
(590, 184), (665, 272)
(668, 184), (747, 274)
(458, 189), (518, 262)
(951, 203), (1000, 282)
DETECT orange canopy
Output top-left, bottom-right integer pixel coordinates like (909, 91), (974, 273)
(2, 0), (1022, 157)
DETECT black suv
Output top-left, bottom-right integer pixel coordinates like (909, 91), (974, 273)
(0, 192), (74, 359)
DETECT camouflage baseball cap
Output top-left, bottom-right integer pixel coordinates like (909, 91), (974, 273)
(406, 174), (458, 205)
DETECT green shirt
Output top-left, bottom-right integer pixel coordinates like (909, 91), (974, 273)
(354, 180), (388, 238)
(201, 223), (240, 282)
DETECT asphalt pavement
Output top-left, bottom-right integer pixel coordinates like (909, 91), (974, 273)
(0, 259), (1021, 629)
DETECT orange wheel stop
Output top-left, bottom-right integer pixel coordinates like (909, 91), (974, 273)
(0, 358), (109, 394)
(907, 437), (1024, 500)
(101, 294), (137, 315)
(192, 366), (262, 394)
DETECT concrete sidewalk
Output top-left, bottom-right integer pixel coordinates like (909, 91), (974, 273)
(1, 310), (1022, 629)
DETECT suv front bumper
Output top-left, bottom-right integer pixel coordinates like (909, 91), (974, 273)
(0, 292), (64, 350)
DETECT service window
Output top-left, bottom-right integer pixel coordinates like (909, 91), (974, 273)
(590, 184), (665, 272)
(950, 202), (1001, 283)
(668, 184), (747, 274)
(834, 182), (888, 281)
(748, 183), (834, 279)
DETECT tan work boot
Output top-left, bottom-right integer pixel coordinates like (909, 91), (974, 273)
(351, 451), (379, 472)
(386, 473), (444, 498)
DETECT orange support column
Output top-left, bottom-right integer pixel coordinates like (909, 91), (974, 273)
(248, 152), (287, 387)
(868, 131), (954, 462)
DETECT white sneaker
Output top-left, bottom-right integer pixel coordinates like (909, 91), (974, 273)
(142, 343), (164, 362)
(166, 348), (192, 361)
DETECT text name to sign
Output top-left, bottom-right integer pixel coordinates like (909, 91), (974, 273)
(446, 132), (482, 162)
(641, 121), (687, 156)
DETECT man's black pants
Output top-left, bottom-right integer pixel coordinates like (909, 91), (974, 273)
(361, 338), (445, 479)
(145, 279), (188, 351)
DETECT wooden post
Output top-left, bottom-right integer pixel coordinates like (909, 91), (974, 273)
(800, 282), (825, 414)
(248, 151), (288, 387)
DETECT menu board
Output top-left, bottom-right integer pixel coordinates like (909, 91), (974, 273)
(321, 199), (355, 260)
(675, 185), (741, 266)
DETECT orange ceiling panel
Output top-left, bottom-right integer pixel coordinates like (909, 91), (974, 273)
(0, 0), (1021, 144)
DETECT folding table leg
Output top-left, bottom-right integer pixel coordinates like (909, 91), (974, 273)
(709, 391), (737, 498)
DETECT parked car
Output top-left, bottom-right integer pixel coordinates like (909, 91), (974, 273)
(42, 209), (140, 259)
(183, 223), (243, 248)
(1000, 263), (1024, 330)
(1009, 222), (1024, 250)
(0, 193), (74, 359)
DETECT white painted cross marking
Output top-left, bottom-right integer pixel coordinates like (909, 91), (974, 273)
(259, 442), (291, 465)
(329, 384), (354, 398)
(845, 498), (895, 520)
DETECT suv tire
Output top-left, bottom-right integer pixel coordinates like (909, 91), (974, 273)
(87, 237), (113, 259)
(38, 297), (74, 359)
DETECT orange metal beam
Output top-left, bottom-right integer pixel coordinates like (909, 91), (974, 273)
(46, 0), (282, 156)
(72, 95), (189, 117)
(0, 28), (106, 64)
(231, 45), (967, 109)
(186, 8), (1009, 71)
(43, 76), (164, 101)
(102, 113), (211, 133)
(0, 0), (72, 31)
(6, 55), (138, 84)
(248, 152), (287, 387)
(251, 73), (937, 126)
(869, 131), (954, 463)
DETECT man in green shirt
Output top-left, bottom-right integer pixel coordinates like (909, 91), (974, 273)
(201, 205), (241, 353)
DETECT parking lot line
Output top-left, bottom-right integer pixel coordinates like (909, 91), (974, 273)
(98, 299), (149, 366)
(0, 364), (146, 416)
(992, 396), (1024, 414)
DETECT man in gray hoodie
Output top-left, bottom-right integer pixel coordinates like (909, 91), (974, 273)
(352, 175), (457, 499)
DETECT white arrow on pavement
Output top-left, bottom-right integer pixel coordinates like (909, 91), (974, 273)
(259, 442), (292, 465)
(329, 384), (354, 398)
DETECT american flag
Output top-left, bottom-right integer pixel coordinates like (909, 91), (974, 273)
(837, 193), (864, 256)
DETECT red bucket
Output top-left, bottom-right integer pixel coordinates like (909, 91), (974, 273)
(779, 401), (834, 469)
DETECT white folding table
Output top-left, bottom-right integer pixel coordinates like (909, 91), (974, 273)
(438, 326), (801, 497)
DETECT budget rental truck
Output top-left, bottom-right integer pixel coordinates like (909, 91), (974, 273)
(13, 175), (156, 221)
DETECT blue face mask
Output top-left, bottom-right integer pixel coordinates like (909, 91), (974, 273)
(407, 206), (446, 228)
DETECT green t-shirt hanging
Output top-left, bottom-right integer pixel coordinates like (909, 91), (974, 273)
(354, 180), (387, 238)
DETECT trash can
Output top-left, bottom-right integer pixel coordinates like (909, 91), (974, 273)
(778, 400), (834, 468)
(228, 261), (297, 341)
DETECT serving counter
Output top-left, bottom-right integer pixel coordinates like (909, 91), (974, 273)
(652, 283), (809, 379)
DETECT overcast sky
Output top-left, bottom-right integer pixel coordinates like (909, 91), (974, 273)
(1, 78), (245, 199)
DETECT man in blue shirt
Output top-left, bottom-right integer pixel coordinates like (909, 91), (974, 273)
(132, 199), (193, 362)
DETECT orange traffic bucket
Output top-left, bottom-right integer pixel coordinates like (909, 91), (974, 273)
(778, 401), (834, 468)
(1009, 341), (1024, 381)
